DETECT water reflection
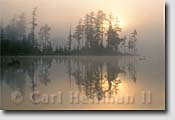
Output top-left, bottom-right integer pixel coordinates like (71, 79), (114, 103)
(1, 56), (137, 102)
(62, 57), (137, 102)
(70, 58), (125, 101)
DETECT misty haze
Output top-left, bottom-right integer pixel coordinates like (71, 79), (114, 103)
(0, 0), (165, 110)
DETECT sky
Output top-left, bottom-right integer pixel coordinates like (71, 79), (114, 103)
(0, 0), (165, 57)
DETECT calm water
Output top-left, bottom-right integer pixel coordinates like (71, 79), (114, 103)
(0, 56), (165, 110)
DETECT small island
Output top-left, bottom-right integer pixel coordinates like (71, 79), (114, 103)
(0, 9), (138, 56)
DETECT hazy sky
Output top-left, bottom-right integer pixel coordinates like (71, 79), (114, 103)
(0, 0), (165, 57)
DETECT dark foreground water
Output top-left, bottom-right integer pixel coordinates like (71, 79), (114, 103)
(0, 56), (165, 110)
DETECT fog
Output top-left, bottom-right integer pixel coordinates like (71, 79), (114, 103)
(0, 0), (165, 57)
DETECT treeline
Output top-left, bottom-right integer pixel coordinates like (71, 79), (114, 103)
(0, 8), (54, 56)
(70, 10), (138, 55)
(0, 9), (138, 56)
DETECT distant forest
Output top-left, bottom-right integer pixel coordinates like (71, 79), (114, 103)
(0, 8), (138, 56)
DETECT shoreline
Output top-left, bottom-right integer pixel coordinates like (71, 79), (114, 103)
(0, 54), (140, 57)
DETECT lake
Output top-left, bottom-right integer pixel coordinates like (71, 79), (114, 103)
(0, 56), (165, 110)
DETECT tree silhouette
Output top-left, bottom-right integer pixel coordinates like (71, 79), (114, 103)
(39, 24), (51, 54)
(73, 19), (84, 51)
(31, 8), (38, 49)
(0, 9), (138, 56)
(128, 30), (137, 55)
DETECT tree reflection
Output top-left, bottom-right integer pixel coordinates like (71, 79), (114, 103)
(38, 57), (52, 86)
(127, 63), (137, 83)
(70, 57), (136, 101)
(1, 56), (137, 102)
(1, 57), (52, 93)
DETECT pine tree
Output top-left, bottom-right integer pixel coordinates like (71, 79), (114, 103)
(84, 14), (91, 49)
(39, 24), (51, 54)
(129, 29), (137, 55)
(73, 19), (84, 51)
(67, 25), (72, 52)
(95, 10), (106, 48)
(106, 14), (122, 53)
(16, 13), (26, 41)
(31, 8), (38, 49)
(120, 36), (127, 54)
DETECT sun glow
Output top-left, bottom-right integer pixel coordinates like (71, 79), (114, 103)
(118, 19), (125, 28)
(103, 15), (125, 30)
